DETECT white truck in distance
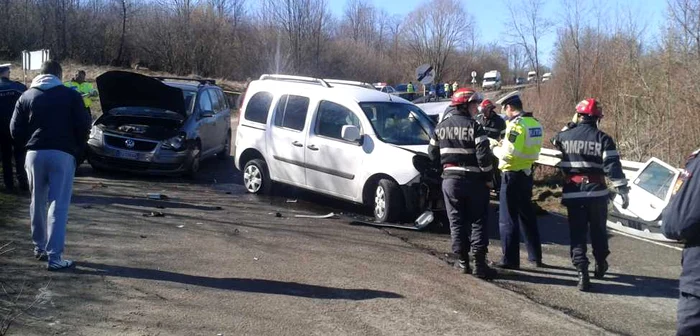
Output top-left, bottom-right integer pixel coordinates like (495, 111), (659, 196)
(482, 70), (502, 91)
(527, 71), (538, 83)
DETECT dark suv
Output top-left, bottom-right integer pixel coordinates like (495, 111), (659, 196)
(87, 71), (232, 177)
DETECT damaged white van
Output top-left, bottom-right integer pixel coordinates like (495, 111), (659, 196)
(234, 75), (443, 223)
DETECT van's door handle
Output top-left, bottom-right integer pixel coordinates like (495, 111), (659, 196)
(307, 145), (319, 151)
(292, 141), (303, 147)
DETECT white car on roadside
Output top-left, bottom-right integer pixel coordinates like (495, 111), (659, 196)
(234, 75), (442, 223)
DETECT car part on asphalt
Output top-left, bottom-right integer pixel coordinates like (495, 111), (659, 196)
(293, 212), (337, 219)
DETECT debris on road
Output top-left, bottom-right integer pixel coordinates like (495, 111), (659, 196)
(82, 205), (93, 209)
(275, 212), (282, 218)
(350, 220), (429, 231)
(140, 235), (147, 238)
(91, 182), (108, 189)
(233, 228), (239, 235)
(253, 257), (259, 261)
(294, 212), (336, 219)
(196, 222), (203, 225)
(286, 199), (298, 203)
(156, 205), (166, 209)
(177, 225), (185, 228)
(147, 193), (169, 200)
(143, 211), (165, 217)
(215, 206), (223, 210)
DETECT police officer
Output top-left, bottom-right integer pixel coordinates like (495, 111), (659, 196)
(0, 64), (28, 192)
(551, 99), (630, 291)
(662, 148), (700, 335)
(476, 99), (507, 195)
(493, 91), (544, 270)
(406, 81), (415, 101)
(428, 88), (495, 279)
(444, 82), (451, 98)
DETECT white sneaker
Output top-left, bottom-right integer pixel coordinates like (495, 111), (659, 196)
(47, 259), (75, 271)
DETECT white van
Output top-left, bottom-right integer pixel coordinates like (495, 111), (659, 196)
(527, 71), (537, 83)
(234, 74), (442, 223)
(541, 73), (552, 82)
(482, 70), (502, 91)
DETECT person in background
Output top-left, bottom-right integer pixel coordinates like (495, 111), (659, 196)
(0, 63), (28, 193)
(11, 60), (92, 271)
(64, 70), (97, 117)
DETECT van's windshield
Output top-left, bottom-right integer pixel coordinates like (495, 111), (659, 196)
(359, 102), (434, 146)
(484, 77), (497, 82)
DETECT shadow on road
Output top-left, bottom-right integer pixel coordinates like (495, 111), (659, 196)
(496, 266), (679, 299)
(74, 262), (404, 301)
(71, 194), (224, 211)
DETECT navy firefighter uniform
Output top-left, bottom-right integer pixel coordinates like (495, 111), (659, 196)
(429, 88), (495, 279)
(551, 98), (629, 291)
(662, 148), (700, 336)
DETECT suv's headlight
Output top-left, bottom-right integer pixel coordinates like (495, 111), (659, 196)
(161, 134), (186, 151)
(89, 125), (103, 140)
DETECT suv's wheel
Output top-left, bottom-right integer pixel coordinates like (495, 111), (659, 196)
(217, 130), (231, 160)
(374, 179), (403, 223)
(186, 143), (201, 179)
(243, 159), (272, 194)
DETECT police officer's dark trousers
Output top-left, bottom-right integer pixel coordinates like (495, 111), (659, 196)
(499, 170), (542, 265)
(565, 197), (609, 268)
(0, 126), (27, 190)
(678, 291), (700, 336)
(442, 177), (489, 262)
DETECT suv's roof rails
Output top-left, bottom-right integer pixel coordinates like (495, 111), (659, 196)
(259, 74), (331, 88)
(324, 79), (375, 90)
(153, 76), (216, 86)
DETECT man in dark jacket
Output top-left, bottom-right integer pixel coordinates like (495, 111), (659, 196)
(662, 148), (700, 336)
(429, 88), (495, 279)
(11, 60), (91, 271)
(551, 98), (629, 291)
(0, 63), (28, 192)
(476, 99), (507, 195)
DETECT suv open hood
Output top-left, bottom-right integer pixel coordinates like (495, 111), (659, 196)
(96, 71), (186, 117)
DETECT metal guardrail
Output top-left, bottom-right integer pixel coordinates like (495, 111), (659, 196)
(537, 148), (646, 178)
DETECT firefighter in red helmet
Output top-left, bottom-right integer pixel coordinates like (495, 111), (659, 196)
(551, 98), (630, 291)
(429, 88), (496, 279)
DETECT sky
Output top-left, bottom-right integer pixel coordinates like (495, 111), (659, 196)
(327, 0), (669, 67)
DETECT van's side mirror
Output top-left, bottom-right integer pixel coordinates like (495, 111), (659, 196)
(341, 125), (361, 143)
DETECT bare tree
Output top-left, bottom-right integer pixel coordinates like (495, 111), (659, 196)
(506, 0), (554, 96)
(404, 0), (474, 83)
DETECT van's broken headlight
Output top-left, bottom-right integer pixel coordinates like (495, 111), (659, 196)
(161, 134), (185, 151)
(89, 125), (103, 140)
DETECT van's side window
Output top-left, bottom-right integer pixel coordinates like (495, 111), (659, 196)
(273, 94), (309, 131)
(245, 92), (273, 124)
(315, 101), (361, 140)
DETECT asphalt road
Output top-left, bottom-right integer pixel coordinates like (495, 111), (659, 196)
(0, 152), (681, 336)
(0, 105), (682, 335)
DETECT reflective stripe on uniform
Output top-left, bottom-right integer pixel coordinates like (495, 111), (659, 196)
(444, 166), (482, 173)
(558, 161), (603, 169)
(475, 135), (489, 145)
(603, 150), (619, 160)
(562, 189), (610, 199)
(511, 148), (540, 160)
(610, 178), (628, 187)
(441, 148), (475, 154)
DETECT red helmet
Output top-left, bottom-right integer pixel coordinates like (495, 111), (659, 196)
(479, 99), (495, 110)
(575, 98), (603, 118)
(450, 88), (482, 107)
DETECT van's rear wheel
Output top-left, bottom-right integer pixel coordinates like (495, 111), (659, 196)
(374, 179), (403, 223)
(243, 159), (272, 194)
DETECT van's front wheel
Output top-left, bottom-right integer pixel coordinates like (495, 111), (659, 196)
(374, 179), (403, 223)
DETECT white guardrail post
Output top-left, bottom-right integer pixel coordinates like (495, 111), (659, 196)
(537, 148), (646, 177)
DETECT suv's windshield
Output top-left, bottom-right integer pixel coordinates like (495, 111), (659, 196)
(359, 102), (434, 146)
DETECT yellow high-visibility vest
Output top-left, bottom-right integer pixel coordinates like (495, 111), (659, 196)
(495, 113), (543, 172)
(65, 81), (96, 108)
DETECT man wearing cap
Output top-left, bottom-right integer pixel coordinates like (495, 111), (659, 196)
(552, 99), (629, 291)
(429, 88), (496, 279)
(493, 91), (544, 270)
(0, 63), (28, 192)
